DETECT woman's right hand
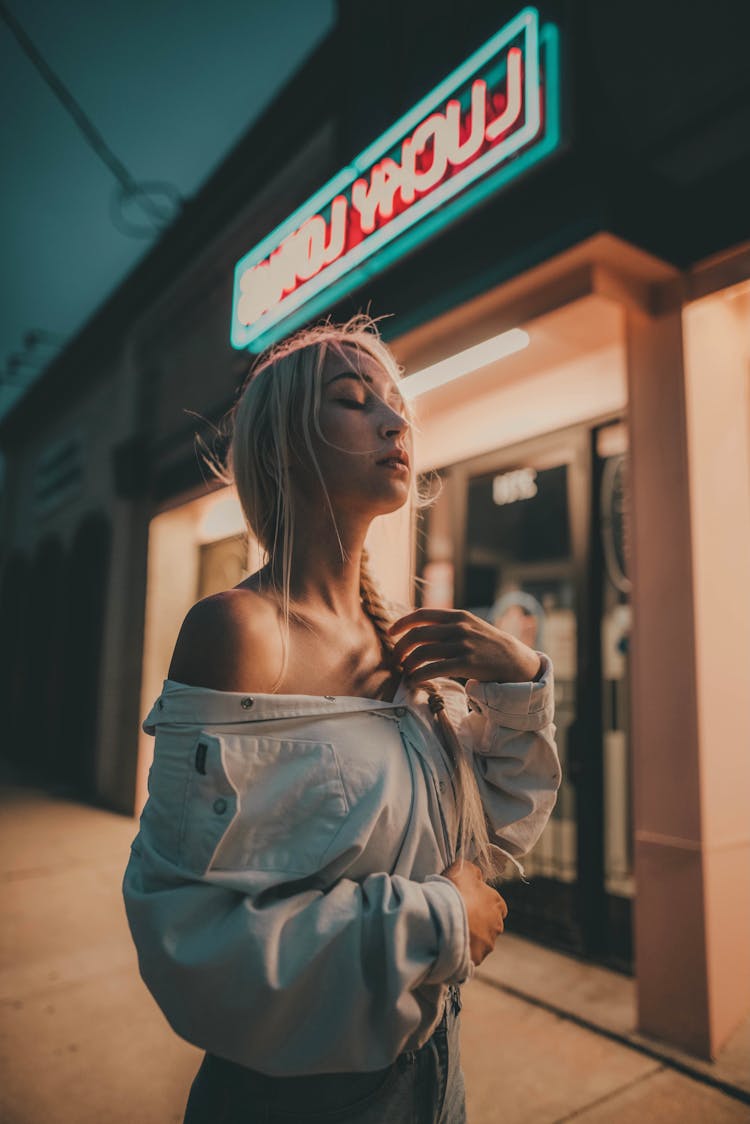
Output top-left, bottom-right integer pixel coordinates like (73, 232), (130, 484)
(440, 859), (508, 967)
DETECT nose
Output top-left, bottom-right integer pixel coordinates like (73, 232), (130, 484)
(378, 402), (410, 438)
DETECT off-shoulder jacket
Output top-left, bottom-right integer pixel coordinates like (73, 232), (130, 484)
(122, 653), (560, 1076)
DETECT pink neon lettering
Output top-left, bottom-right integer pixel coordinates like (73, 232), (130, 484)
(295, 216), (327, 283)
(238, 261), (271, 325)
(271, 235), (298, 298)
(351, 159), (402, 234)
(237, 196), (349, 325)
(485, 47), (523, 141)
(445, 79), (487, 166)
(295, 194), (348, 282)
(400, 113), (450, 205)
(322, 195), (348, 264)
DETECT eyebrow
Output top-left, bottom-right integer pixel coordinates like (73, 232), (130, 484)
(326, 371), (405, 403)
(326, 371), (373, 387)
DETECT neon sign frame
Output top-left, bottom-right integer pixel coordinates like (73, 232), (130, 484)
(231, 6), (560, 353)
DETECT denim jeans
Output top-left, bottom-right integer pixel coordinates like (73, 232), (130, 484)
(182, 984), (466, 1123)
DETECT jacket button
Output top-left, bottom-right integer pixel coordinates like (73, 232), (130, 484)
(394, 706), (407, 717)
(240, 697), (254, 709)
(213, 798), (228, 814)
(439, 780), (446, 792)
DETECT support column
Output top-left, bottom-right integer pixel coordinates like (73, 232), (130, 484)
(625, 295), (750, 1059)
(625, 306), (708, 1057)
(682, 288), (750, 1057)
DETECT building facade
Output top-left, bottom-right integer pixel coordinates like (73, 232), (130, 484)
(1, 0), (749, 1062)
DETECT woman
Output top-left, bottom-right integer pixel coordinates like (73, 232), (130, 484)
(122, 313), (561, 1123)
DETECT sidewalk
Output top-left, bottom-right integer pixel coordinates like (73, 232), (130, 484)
(1, 777), (748, 1124)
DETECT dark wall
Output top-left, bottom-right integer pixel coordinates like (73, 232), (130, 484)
(148, 0), (750, 497)
(0, 511), (111, 800)
(336, 0), (750, 271)
(5, 1), (748, 487)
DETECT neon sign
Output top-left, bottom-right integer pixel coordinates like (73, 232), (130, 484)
(231, 6), (560, 353)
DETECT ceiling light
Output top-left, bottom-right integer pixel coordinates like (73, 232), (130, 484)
(400, 327), (530, 398)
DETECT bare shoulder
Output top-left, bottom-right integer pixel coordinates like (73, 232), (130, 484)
(167, 589), (281, 693)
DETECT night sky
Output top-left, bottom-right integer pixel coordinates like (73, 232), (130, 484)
(0, 0), (335, 424)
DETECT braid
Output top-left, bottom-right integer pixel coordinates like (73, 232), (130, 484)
(360, 549), (506, 883)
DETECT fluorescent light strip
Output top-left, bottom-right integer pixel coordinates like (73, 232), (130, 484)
(400, 328), (530, 398)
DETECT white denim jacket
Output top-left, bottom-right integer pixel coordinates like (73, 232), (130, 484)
(122, 653), (560, 1076)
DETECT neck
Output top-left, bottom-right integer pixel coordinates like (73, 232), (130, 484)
(261, 515), (371, 628)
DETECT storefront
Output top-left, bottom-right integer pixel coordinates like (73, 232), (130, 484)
(1, 0), (749, 1063)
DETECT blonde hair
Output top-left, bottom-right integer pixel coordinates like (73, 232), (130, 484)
(199, 312), (506, 882)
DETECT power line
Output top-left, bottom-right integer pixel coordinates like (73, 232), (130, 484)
(0, 1), (186, 396)
(23, 329), (65, 350)
(0, 0), (182, 233)
(0, 356), (40, 387)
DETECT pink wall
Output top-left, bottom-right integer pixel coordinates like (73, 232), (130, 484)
(683, 287), (750, 1055)
(626, 284), (750, 1058)
(625, 306), (710, 1056)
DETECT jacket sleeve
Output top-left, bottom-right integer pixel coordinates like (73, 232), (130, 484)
(122, 807), (471, 1076)
(458, 651), (561, 878)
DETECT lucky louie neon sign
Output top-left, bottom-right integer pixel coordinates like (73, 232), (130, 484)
(231, 6), (560, 352)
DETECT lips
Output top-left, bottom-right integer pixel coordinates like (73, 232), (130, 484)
(376, 449), (410, 468)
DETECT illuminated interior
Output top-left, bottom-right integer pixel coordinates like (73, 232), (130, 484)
(397, 286), (627, 899)
(402, 293), (626, 470)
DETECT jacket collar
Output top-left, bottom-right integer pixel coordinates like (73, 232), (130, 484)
(142, 676), (423, 733)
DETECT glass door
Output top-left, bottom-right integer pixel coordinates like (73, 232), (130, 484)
(415, 421), (634, 963)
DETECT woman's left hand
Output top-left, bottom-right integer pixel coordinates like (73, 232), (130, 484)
(387, 607), (542, 685)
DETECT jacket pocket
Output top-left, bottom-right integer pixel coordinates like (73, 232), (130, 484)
(176, 733), (239, 876)
(179, 732), (349, 877)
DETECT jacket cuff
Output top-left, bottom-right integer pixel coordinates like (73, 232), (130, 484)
(464, 651), (554, 732)
(421, 875), (474, 985)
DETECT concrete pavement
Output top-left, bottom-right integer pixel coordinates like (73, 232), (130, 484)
(1, 776), (748, 1124)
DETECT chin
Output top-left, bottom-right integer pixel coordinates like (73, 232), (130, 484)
(338, 473), (411, 515)
(373, 491), (410, 516)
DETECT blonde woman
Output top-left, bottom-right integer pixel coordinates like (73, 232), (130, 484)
(123, 314), (561, 1123)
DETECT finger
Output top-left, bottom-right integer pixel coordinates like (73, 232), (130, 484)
(404, 658), (466, 684)
(473, 941), (487, 965)
(387, 609), (466, 636)
(391, 624), (460, 663)
(401, 642), (464, 676)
